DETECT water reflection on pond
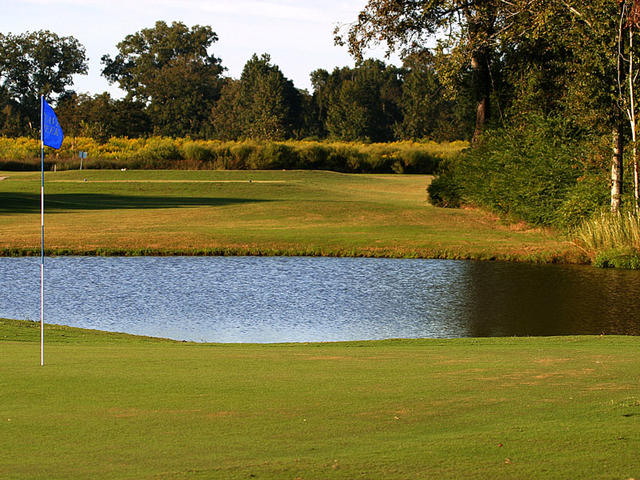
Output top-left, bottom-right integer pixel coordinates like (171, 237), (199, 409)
(1, 256), (639, 342)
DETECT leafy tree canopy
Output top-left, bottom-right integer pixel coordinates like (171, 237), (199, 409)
(102, 21), (224, 137)
(335, 0), (505, 141)
(101, 20), (222, 100)
(313, 59), (403, 142)
(0, 30), (87, 133)
(212, 54), (302, 140)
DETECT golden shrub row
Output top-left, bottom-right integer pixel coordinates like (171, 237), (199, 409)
(0, 137), (468, 173)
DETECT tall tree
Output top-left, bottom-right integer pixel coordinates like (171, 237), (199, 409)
(0, 30), (87, 135)
(499, 0), (633, 211)
(335, 0), (501, 142)
(617, 0), (640, 211)
(210, 78), (243, 140)
(312, 60), (402, 142)
(396, 50), (472, 140)
(101, 20), (224, 137)
(326, 60), (402, 142)
(56, 92), (150, 142)
(310, 68), (338, 138)
(211, 54), (302, 140)
(239, 54), (298, 140)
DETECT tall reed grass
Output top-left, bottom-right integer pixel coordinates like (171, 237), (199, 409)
(573, 211), (640, 268)
(0, 137), (468, 173)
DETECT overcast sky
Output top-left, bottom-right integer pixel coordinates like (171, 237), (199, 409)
(0, 0), (399, 96)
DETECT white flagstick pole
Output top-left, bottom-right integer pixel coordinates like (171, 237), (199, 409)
(40, 95), (44, 367)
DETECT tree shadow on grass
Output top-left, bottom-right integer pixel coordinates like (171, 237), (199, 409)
(0, 192), (270, 213)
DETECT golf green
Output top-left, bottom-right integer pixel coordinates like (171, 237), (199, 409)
(1, 319), (638, 479)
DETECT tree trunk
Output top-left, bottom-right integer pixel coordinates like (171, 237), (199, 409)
(468, 9), (493, 145)
(611, 121), (624, 213)
(629, 26), (639, 212)
(471, 51), (491, 144)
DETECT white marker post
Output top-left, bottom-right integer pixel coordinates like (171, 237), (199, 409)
(40, 96), (64, 366)
(40, 95), (45, 367)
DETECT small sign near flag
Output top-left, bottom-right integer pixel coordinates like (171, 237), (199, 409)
(42, 99), (63, 150)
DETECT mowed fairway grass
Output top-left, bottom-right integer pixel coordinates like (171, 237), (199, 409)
(0, 169), (579, 261)
(1, 319), (639, 479)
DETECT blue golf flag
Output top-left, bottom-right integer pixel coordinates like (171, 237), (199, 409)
(42, 98), (63, 149)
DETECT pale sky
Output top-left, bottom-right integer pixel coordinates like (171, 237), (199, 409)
(0, 0), (399, 96)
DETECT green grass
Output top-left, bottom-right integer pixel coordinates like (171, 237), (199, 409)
(1, 319), (638, 479)
(0, 169), (581, 262)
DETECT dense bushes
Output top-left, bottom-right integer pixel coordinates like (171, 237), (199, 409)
(426, 115), (640, 268)
(425, 166), (462, 208)
(428, 115), (607, 228)
(0, 137), (467, 174)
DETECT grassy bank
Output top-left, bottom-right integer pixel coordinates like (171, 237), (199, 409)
(0, 169), (581, 262)
(1, 319), (638, 479)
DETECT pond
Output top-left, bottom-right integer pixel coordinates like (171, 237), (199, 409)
(1, 256), (640, 342)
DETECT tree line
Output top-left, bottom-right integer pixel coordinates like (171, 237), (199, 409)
(334, 0), (640, 224)
(0, 21), (471, 144)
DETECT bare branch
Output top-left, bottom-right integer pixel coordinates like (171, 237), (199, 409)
(561, 1), (593, 28)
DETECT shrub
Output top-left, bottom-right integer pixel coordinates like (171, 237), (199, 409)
(0, 137), (468, 173)
(297, 144), (330, 169)
(393, 150), (439, 174)
(250, 143), (296, 169)
(228, 142), (256, 169)
(427, 169), (462, 208)
(557, 174), (609, 228)
(430, 115), (598, 226)
(136, 137), (182, 166)
(182, 142), (213, 162)
(594, 247), (640, 269)
(345, 147), (374, 172)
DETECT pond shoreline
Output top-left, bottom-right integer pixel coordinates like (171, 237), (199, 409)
(3, 317), (640, 344)
(0, 245), (588, 264)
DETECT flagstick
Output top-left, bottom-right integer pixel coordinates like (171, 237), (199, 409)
(40, 95), (44, 367)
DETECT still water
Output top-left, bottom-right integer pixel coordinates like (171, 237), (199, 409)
(1, 256), (640, 342)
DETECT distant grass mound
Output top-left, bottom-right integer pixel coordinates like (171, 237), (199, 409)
(1, 318), (639, 479)
(0, 169), (578, 261)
